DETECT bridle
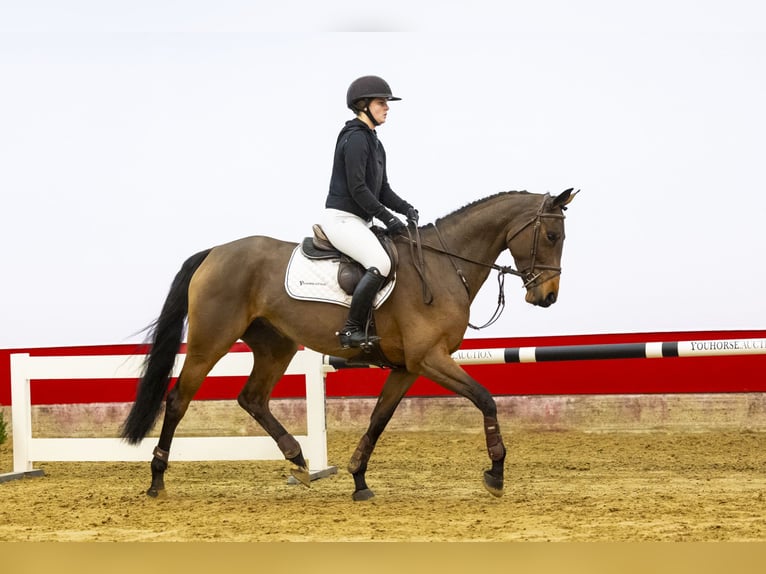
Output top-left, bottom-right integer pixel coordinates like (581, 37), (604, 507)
(505, 193), (566, 289)
(402, 193), (565, 330)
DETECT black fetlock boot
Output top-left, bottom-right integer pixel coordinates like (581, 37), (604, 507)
(338, 267), (386, 349)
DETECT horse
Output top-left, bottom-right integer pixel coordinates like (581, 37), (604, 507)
(120, 188), (577, 500)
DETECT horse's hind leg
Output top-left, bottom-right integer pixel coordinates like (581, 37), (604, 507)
(236, 321), (309, 485)
(148, 352), (225, 497)
(349, 369), (417, 501)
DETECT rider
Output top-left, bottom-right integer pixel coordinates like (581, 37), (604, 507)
(322, 75), (419, 349)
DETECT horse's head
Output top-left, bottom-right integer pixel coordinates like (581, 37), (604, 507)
(506, 188), (577, 308)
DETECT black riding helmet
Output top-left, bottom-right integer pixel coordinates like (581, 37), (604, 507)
(346, 75), (401, 126)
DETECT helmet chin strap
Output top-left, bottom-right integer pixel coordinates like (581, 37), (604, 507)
(362, 106), (380, 127)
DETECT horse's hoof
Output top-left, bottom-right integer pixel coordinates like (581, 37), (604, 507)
(352, 488), (375, 501)
(483, 470), (504, 498)
(146, 487), (166, 498)
(290, 466), (311, 488)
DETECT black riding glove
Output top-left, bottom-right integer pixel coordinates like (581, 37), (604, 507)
(405, 206), (419, 224)
(376, 208), (406, 235)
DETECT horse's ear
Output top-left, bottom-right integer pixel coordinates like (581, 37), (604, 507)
(551, 188), (579, 210)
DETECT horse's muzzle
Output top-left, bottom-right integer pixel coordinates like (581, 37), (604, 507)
(525, 277), (559, 307)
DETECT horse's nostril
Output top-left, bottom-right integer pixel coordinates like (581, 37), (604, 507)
(546, 292), (557, 305)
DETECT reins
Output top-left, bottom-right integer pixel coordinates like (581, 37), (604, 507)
(400, 194), (564, 330)
(431, 226), (516, 330)
(404, 222), (433, 305)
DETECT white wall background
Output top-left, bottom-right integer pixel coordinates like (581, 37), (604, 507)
(1, 1), (764, 348)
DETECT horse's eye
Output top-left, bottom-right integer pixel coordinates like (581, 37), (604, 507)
(546, 231), (559, 243)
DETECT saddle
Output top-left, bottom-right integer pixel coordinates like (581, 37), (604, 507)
(300, 224), (398, 295)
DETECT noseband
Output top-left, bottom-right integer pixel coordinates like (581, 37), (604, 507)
(404, 193), (565, 329)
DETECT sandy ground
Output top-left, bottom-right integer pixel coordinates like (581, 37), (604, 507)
(2, 427), (766, 542)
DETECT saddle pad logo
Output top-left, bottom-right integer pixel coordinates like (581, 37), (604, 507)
(284, 246), (395, 308)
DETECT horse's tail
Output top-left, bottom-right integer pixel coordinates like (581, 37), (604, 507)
(120, 248), (212, 444)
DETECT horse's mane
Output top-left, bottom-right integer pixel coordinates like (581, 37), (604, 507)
(426, 190), (532, 229)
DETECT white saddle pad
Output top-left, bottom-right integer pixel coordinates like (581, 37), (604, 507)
(284, 246), (395, 308)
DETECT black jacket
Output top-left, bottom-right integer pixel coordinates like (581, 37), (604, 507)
(325, 118), (410, 221)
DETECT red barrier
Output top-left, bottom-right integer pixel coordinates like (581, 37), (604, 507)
(2, 330), (765, 405)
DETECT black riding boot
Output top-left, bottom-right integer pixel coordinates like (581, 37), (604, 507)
(338, 267), (386, 349)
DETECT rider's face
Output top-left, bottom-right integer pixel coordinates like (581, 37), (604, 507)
(367, 98), (389, 125)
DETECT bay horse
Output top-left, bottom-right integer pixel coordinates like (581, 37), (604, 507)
(120, 188), (577, 500)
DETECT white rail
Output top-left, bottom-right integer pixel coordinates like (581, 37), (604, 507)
(2, 349), (336, 483)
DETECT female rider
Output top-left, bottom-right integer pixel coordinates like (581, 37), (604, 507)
(322, 75), (418, 349)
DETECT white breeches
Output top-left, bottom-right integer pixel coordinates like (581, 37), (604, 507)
(320, 208), (392, 277)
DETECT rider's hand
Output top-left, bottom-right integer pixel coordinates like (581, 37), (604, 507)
(385, 217), (406, 235)
(377, 208), (406, 235)
(406, 206), (419, 224)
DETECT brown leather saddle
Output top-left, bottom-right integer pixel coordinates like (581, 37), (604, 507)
(300, 224), (398, 295)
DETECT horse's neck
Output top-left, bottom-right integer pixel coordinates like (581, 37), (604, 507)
(429, 195), (538, 300)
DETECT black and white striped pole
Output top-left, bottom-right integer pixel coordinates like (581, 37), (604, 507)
(323, 337), (766, 370)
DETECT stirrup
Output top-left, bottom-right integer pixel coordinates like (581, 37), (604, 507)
(337, 328), (380, 350)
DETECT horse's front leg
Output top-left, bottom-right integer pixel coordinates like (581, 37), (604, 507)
(349, 369), (417, 501)
(419, 350), (506, 497)
(481, 414), (505, 496)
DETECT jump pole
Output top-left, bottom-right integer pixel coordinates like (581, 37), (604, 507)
(323, 337), (766, 370)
